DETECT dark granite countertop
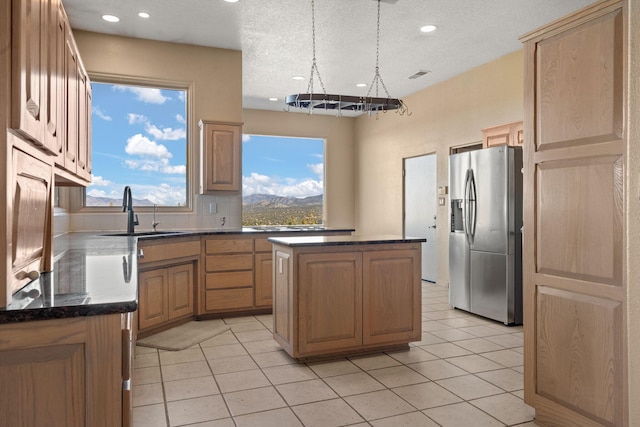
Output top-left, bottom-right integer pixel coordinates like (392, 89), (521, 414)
(1, 232), (139, 323)
(268, 234), (426, 247)
(1, 227), (355, 323)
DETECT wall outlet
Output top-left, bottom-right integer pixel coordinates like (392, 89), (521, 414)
(209, 202), (217, 214)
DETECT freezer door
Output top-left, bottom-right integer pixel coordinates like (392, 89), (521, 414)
(449, 231), (469, 311)
(448, 151), (469, 200)
(469, 146), (509, 254)
(470, 251), (510, 324)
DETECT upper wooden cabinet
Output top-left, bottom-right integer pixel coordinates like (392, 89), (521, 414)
(10, 0), (91, 187)
(199, 120), (241, 193)
(481, 121), (523, 149)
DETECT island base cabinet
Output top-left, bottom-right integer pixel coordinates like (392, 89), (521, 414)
(363, 250), (422, 346)
(298, 252), (363, 355)
(0, 314), (124, 426)
(273, 243), (422, 359)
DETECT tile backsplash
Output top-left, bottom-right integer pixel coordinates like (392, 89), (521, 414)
(54, 194), (242, 234)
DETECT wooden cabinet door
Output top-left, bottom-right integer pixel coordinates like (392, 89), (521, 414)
(199, 121), (241, 192)
(63, 24), (78, 175)
(168, 263), (194, 320)
(254, 253), (273, 307)
(0, 315), (123, 427)
(76, 69), (91, 181)
(10, 147), (52, 299)
(362, 249), (421, 346)
(521, 3), (626, 426)
(138, 269), (169, 331)
(298, 252), (362, 355)
(11, 0), (46, 145)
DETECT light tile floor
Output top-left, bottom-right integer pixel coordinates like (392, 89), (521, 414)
(132, 282), (539, 427)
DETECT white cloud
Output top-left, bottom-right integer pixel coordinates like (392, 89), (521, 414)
(124, 157), (185, 175)
(128, 113), (147, 124)
(242, 134), (251, 142)
(113, 85), (170, 104)
(89, 175), (111, 186)
(86, 188), (108, 197)
(137, 182), (187, 206)
(92, 106), (112, 121)
(145, 123), (186, 140)
(307, 163), (323, 177)
(243, 173), (323, 198)
(177, 92), (186, 102)
(125, 134), (172, 158)
(175, 114), (186, 124)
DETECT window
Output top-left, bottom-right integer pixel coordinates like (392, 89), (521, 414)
(242, 135), (324, 226)
(86, 82), (188, 207)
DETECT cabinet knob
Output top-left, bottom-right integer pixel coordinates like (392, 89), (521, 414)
(18, 270), (40, 281)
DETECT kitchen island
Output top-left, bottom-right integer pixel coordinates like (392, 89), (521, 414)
(268, 235), (425, 359)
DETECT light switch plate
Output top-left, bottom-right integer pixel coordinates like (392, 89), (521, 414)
(438, 196), (446, 206)
(209, 202), (217, 214)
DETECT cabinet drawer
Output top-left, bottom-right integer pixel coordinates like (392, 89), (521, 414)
(139, 240), (200, 264)
(206, 271), (253, 290)
(254, 238), (272, 253)
(205, 238), (253, 254)
(205, 254), (253, 272)
(205, 288), (253, 311)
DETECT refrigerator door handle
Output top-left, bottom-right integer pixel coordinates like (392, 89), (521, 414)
(463, 169), (470, 244)
(469, 169), (477, 242)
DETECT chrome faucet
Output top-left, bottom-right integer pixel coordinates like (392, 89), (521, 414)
(152, 204), (160, 232)
(122, 186), (139, 234)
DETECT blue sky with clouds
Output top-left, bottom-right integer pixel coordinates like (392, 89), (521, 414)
(89, 83), (324, 206)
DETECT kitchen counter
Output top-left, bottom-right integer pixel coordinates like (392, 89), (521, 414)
(270, 234), (424, 358)
(268, 234), (426, 247)
(1, 227), (355, 323)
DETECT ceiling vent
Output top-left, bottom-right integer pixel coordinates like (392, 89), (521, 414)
(408, 70), (431, 80)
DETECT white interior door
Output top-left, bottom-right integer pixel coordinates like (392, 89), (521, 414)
(404, 154), (437, 282)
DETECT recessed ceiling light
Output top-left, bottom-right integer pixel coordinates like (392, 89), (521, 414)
(292, 76), (305, 81)
(102, 14), (120, 23)
(268, 97), (279, 102)
(224, 0), (239, 3)
(420, 24), (437, 33)
(356, 83), (367, 88)
(138, 12), (150, 18)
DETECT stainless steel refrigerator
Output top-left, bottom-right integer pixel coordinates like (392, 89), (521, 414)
(448, 145), (523, 325)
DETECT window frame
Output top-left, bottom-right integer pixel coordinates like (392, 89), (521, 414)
(74, 73), (194, 213)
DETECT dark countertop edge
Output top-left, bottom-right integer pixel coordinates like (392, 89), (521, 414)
(0, 301), (138, 324)
(267, 235), (427, 247)
(104, 227), (356, 241)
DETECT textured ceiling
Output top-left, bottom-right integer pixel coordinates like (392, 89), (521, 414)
(62, 0), (594, 116)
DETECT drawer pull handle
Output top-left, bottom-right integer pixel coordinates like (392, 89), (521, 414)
(18, 270), (40, 281)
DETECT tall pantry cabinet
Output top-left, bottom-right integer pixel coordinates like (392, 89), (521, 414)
(520, 1), (628, 425)
(2, 0), (92, 306)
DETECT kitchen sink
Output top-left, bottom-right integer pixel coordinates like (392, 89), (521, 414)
(99, 231), (186, 237)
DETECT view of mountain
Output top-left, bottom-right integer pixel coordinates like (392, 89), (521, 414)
(85, 195), (156, 207)
(243, 194), (322, 208)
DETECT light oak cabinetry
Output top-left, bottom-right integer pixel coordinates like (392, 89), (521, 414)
(520, 2), (627, 426)
(199, 121), (241, 193)
(481, 121), (523, 149)
(0, 314), (126, 427)
(6, 138), (54, 306)
(200, 231), (352, 316)
(273, 241), (422, 358)
(202, 237), (254, 312)
(137, 238), (199, 337)
(1, 0), (92, 304)
(10, 0), (91, 186)
(254, 237), (274, 307)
